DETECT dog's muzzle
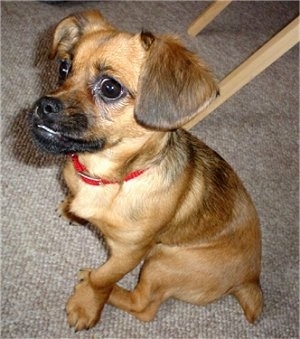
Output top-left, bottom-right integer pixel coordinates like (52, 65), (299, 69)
(30, 96), (105, 154)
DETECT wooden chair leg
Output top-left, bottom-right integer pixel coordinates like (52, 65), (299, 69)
(187, 1), (232, 37)
(184, 16), (300, 130)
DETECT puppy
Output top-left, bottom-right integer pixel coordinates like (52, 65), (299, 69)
(30, 10), (263, 331)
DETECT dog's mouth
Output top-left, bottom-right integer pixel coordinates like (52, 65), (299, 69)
(37, 124), (61, 136)
(35, 123), (72, 142)
(30, 110), (105, 155)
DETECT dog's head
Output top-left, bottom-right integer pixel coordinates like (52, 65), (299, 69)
(31, 10), (218, 154)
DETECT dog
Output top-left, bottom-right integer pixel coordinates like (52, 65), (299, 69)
(30, 9), (263, 331)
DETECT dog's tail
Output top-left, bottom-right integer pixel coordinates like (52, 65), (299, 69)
(232, 281), (263, 323)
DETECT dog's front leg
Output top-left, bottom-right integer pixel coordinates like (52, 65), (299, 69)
(66, 268), (111, 332)
(66, 240), (151, 331)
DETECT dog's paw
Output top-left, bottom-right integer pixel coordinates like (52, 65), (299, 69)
(56, 199), (73, 221)
(56, 199), (68, 217)
(57, 199), (87, 226)
(66, 269), (107, 332)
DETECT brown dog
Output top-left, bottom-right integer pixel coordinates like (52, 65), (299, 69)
(30, 10), (263, 331)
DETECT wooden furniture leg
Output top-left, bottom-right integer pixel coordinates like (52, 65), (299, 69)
(184, 16), (300, 130)
(188, 1), (232, 37)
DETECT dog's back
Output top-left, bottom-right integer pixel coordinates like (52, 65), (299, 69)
(108, 128), (262, 323)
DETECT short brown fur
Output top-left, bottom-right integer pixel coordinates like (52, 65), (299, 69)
(30, 10), (263, 331)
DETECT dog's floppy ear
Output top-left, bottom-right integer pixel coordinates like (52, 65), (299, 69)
(135, 33), (219, 130)
(50, 10), (115, 60)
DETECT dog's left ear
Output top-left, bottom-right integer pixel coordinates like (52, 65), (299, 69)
(135, 33), (219, 130)
(50, 10), (115, 60)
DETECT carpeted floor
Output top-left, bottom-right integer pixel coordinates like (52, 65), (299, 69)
(1, 1), (299, 338)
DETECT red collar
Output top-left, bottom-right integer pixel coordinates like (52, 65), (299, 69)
(70, 154), (146, 186)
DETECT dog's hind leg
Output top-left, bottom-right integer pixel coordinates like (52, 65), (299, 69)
(108, 260), (168, 321)
(109, 283), (165, 321)
(232, 281), (263, 323)
(131, 296), (165, 322)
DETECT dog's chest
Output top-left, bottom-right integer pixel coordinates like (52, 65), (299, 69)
(69, 181), (144, 228)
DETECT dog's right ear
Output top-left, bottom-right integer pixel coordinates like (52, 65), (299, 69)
(50, 10), (115, 60)
(135, 33), (219, 130)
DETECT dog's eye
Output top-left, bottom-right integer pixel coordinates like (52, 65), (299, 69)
(59, 59), (71, 81)
(99, 78), (123, 101)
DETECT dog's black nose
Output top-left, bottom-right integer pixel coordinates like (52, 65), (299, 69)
(35, 96), (63, 118)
